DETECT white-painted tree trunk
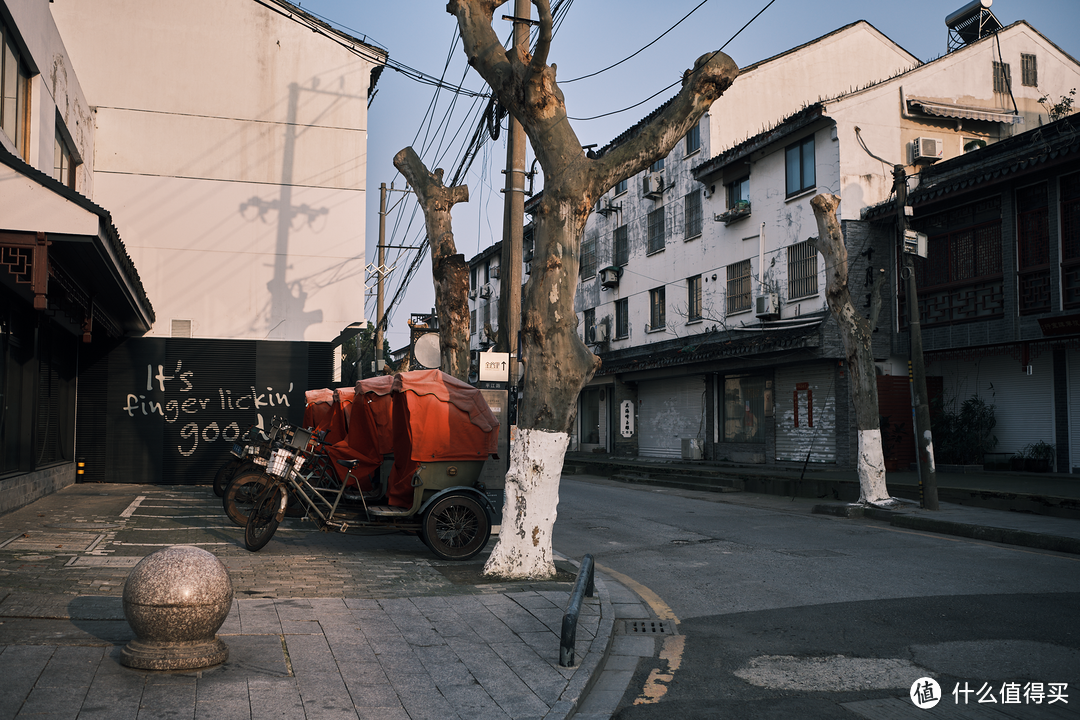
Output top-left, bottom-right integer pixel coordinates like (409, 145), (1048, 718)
(483, 428), (568, 579)
(856, 428), (890, 505)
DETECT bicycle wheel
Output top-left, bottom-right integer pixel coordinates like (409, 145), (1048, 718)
(245, 484), (285, 551)
(213, 458), (242, 497)
(420, 494), (491, 561)
(223, 470), (271, 527)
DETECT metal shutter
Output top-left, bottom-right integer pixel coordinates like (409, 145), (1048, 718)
(775, 363), (837, 463)
(637, 375), (706, 458)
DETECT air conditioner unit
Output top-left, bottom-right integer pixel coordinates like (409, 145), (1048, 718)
(490, 265), (500, 279)
(755, 292), (779, 318)
(913, 137), (943, 162)
(594, 322), (609, 343)
(643, 173), (664, 199)
(468, 288), (477, 299)
(598, 266), (621, 289)
(681, 438), (703, 460)
(703, 184), (715, 199)
(479, 284), (493, 299)
(524, 261), (532, 275)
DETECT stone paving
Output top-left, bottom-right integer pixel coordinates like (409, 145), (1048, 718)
(0, 484), (617, 720)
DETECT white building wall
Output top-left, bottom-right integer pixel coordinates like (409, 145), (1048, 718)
(50, 0), (384, 342)
(2, 0), (95, 194)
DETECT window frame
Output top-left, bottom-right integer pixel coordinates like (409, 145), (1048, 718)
(728, 176), (750, 209)
(684, 191), (703, 240)
(1, 19), (31, 158)
(685, 122), (701, 155)
(615, 297), (629, 339)
(649, 286), (666, 330)
(647, 207), (665, 254)
(993, 61), (1012, 95)
(615, 178), (628, 196)
(1021, 53), (1037, 87)
(580, 234), (597, 279)
(785, 136), (815, 197)
(787, 240), (818, 300)
(613, 224), (629, 266)
(726, 259), (752, 315)
(649, 158), (665, 174)
(687, 274), (702, 322)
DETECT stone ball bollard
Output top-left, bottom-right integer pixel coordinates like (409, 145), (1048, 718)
(120, 545), (234, 670)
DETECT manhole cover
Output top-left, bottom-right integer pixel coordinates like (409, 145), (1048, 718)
(624, 619), (675, 635)
(1, 532), (106, 552)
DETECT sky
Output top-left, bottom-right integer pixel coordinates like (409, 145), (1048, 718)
(294, 0), (1080, 352)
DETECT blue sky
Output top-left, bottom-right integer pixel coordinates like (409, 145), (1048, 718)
(295, 0), (1080, 351)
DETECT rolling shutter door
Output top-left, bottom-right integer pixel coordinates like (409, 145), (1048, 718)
(637, 375), (705, 458)
(775, 363), (837, 463)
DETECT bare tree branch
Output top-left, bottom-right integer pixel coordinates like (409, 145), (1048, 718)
(526, 0), (552, 76)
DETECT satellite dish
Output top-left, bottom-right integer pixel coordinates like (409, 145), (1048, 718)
(413, 333), (442, 370)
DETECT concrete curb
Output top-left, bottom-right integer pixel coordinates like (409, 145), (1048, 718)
(812, 503), (1080, 555)
(545, 568), (616, 719)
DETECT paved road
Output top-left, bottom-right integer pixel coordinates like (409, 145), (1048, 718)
(553, 476), (1080, 719)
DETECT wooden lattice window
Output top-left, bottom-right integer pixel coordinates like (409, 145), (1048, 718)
(1061, 173), (1080, 308)
(1017, 183), (1051, 314)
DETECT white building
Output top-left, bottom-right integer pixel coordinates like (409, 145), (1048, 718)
(1, 0), (385, 500)
(573, 16), (1080, 470)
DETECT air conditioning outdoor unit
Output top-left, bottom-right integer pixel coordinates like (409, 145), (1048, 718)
(593, 322), (609, 343)
(913, 137), (943, 162)
(681, 438), (703, 460)
(598, 266), (621, 289)
(468, 288), (477, 299)
(490, 265), (500, 279)
(479, 284), (493, 299)
(524, 261), (532, 275)
(643, 173), (664, 199)
(755, 292), (779, 318)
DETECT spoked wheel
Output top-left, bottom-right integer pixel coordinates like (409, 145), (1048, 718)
(420, 494), (491, 561)
(223, 470), (271, 527)
(245, 484), (286, 551)
(213, 458), (243, 497)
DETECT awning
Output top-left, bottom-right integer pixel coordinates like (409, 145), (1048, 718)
(907, 97), (1023, 124)
(0, 145), (154, 336)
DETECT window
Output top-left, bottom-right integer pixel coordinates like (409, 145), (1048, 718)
(470, 266), (477, 290)
(728, 176), (750, 208)
(483, 261), (490, 283)
(615, 298), (629, 338)
(481, 302), (490, 331)
(1016, 183), (1051, 314)
(727, 259), (752, 314)
(580, 234), (597, 279)
(1021, 53), (1037, 87)
(684, 191), (702, 239)
(685, 122), (701, 154)
(613, 224), (629, 266)
(615, 178), (628, 195)
(649, 158), (665, 174)
(993, 61), (1011, 94)
(687, 275), (702, 321)
(647, 207), (665, 254)
(1062, 174), (1080, 308)
(470, 309), (476, 335)
(787, 240), (818, 299)
(723, 375), (765, 443)
(54, 126), (75, 188)
(649, 286), (665, 329)
(1, 19), (30, 156)
(584, 308), (595, 343)
(785, 136), (815, 196)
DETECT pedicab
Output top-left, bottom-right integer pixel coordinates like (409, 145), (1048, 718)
(243, 369), (501, 560)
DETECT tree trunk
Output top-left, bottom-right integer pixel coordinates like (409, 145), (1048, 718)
(393, 147), (471, 381)
(448, 0), (738, 577)
(810, 193), (896, 506)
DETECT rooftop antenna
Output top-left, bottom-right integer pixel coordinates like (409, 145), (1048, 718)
(946, 0), (1002, 53)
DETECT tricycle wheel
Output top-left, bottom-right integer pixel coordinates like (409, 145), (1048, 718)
(421, 494), (491, 561)
(213, 458), (242, 497)
(223, 470), (270, 527)
(245, 484), (285, 551)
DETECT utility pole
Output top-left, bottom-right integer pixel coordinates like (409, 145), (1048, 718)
(894, 164), (938, 510)
(375, 182), (387, 373)
(498, 0), (530, 410)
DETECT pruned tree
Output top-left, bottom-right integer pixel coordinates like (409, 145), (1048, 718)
(810, 193), (897, 506)
(447, 0), (739, 578)
(393, 147), (472, 381)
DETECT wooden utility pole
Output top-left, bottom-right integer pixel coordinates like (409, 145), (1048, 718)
(498, 0), (530, 397)
(894, 165), (939, 510)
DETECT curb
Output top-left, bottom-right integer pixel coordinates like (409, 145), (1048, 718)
(545, 570), (616, 719)
(812, 503), (1080, 556)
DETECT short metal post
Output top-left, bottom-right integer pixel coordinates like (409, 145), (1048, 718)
(559, 554), (595, 667)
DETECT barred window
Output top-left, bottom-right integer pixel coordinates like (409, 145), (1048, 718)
(647, 207), (665, 254)
(580, 235), (597, 279)
(787, 241), (818, 299)
(1021, 54), (1037, 87)
(727, 259), (752, 314)
(686, 122), (701, 154)
(650, 286), (666, 329)
(470, 309), (476, 336)
(584, 308), (596, 343)
(616, 298), (629, 338)
(684, 191), (702, 239)
(687, 275), (702, 321)
(614, 224), (629, 266)
(993, 61), (1011, 94)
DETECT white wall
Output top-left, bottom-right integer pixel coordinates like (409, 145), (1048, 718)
(50, 0), (383, 342)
